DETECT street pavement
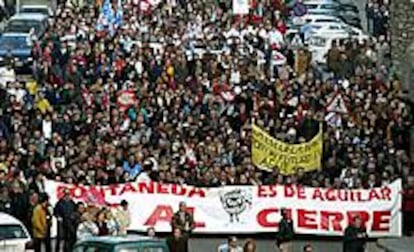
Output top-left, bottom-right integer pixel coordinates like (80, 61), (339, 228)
(188, 238), (382, 252)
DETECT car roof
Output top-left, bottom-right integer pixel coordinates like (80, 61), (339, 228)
(0, 212), (26, 225)
(1, 32), (29, 37)
(21, 5), (49, 8)
(304, 14), (338, 19)
(78, 235), (164, 245)
(10, 13), (47, 21)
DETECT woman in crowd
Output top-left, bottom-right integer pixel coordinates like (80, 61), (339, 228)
(76, 212), (99, 240)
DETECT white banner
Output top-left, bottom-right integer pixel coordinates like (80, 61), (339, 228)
(45, 179), (402, 237)
(233, 0), (250, 15)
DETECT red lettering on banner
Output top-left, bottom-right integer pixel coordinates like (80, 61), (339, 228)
(108, 184), (119, 195)
(72, 186), (86, 199)
(185, 207), (206, 228)
(138, 182), (154, 194)
(320, 211), (343, 231)
(256, 208), (392, 233)
(368, 189), (381, 201)
(284, 185), (295, 198)
(297, 186), (306, 199)
(257, 208), (279, 228)
(347, 211), (370, 226)
(171, 184), (186, 195)
(312, 189), (324, 200)
(188, 188), (205, 198)
(258, 186), (277, 197)
(297, 210), (318, 229)
(119, 183), (137, 194)
(144, 205), (205, 228)
(157, 183), (169, 194)
(372, 211), (391, 231)
(381, 187), (392, 201)
(326, 189), (336, 201)
(144, 205), (174, 226)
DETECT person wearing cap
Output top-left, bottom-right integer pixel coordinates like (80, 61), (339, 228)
(54, 189), (76, 252)
(32, 193), (51, 252)
(276, 208), (294, 252)
(217, 236), (243, 252)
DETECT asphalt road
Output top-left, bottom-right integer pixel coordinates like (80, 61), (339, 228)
(51, 238), (382, 252)
(188, 238), (381, 252)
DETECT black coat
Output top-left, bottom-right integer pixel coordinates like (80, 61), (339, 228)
(54, 198), (76, 228)
(343, 225), (367, 252)
(167, 237), (188, 252)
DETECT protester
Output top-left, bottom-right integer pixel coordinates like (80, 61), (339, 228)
(0, 0), (411, 246)
(277, 208), (294, 252)
(76, 212), (99, 240)
(171, 201), (195, 249)
(96, 208), (110, 236)
(218, 236), (243, 252)
(343, 216), (368, 252)
(54, 189), (76, 252)
(166, 227), (188, 252)
(32, 194), (51, 252)
(243, 238), (257, 252)
(68, 202), (86, 250)
(303, 244), (313, 252)
(114, 199), (131, 235)
(147, 226), (156, 238)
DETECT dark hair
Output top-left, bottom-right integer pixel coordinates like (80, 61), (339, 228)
(121, 200), (128, 206)
(304, 244), (313, 251)
(228, 236), (237, 243)
(243, 239), (256, 252)
(39, 193), (49, 203)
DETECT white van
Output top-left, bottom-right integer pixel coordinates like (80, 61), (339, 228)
(0, 213), (33, 252)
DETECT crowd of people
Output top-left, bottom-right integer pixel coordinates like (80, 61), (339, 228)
(0, 0), (413, 250)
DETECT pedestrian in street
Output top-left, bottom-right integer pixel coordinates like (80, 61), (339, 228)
(171, 201), (195, 251)
(276, 208), (294, 252)
(54, 189), (76, 252)
(217, 236), (243, 252)
(167, 227), (188, 252)
(343, 216), (368, 252)
(32, 194), (51, 252)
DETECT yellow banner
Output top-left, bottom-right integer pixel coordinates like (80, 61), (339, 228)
(252, 124), (323, 175)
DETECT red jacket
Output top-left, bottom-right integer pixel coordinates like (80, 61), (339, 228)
(403, 188), (414, 212)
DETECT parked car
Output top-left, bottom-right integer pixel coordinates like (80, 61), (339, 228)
(20, 4), (54, 17)
(0, 33), (33, 68)
(73, 235), (169, 252)
(4, 13), (48, 36)
(0, 212), (33, 252)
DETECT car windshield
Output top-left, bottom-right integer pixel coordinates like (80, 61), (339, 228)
(0, 36), (29, 49)
(0, 224), (28, 239)
(117, 247), (166, 252)
(5, 20), (41, 34)
(304, 4), (318, 9)
(21, 8), (49, 16)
